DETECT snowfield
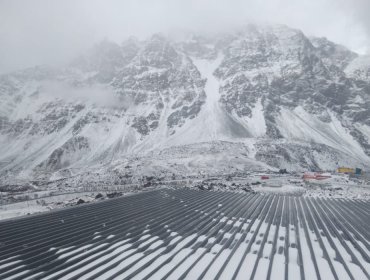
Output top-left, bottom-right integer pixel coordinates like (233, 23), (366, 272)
(0, 192), (102, 220)
(0, 189), (369, 280)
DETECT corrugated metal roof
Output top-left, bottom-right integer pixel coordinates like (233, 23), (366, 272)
(0, 189), (369, 279)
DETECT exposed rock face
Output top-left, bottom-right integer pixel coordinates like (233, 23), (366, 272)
(1, 24), (370, 184)
(113, 34), (206, 135)
(36, 136), (90, 172)
(345, 55), (370, 82)
(311, 37), (358, 70)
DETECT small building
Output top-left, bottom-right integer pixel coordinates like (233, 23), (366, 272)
(303, 172), (331, 181)
(350, 168), (364, 179)
(355, 168), (362, 175)
(337, 167), (354, 174)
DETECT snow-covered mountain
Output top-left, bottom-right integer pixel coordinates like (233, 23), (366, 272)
(1, 24), (370, 185)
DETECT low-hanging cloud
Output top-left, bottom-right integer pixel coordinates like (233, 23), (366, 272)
(40, 81), (132, 109)
(0, 0), (369, 74)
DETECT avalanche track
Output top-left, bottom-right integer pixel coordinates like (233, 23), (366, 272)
(0, 189), (369, 279)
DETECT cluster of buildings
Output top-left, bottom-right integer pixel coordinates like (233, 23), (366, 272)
(302, 166), (368, 182)
(336, 167), (363, 175)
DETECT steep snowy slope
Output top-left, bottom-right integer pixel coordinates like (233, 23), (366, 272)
(345, 55), (370, 82)
(165, 55), (251, 146)
(1, 24), (370, 185)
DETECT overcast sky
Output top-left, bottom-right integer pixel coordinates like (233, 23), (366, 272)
(0, 0), (369, 74)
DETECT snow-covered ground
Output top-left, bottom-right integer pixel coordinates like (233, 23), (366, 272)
(0, 192), (102, 220)
(1, 171), (369, 221)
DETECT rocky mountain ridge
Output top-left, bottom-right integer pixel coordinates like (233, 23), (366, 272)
(1, 24), (370, 185)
